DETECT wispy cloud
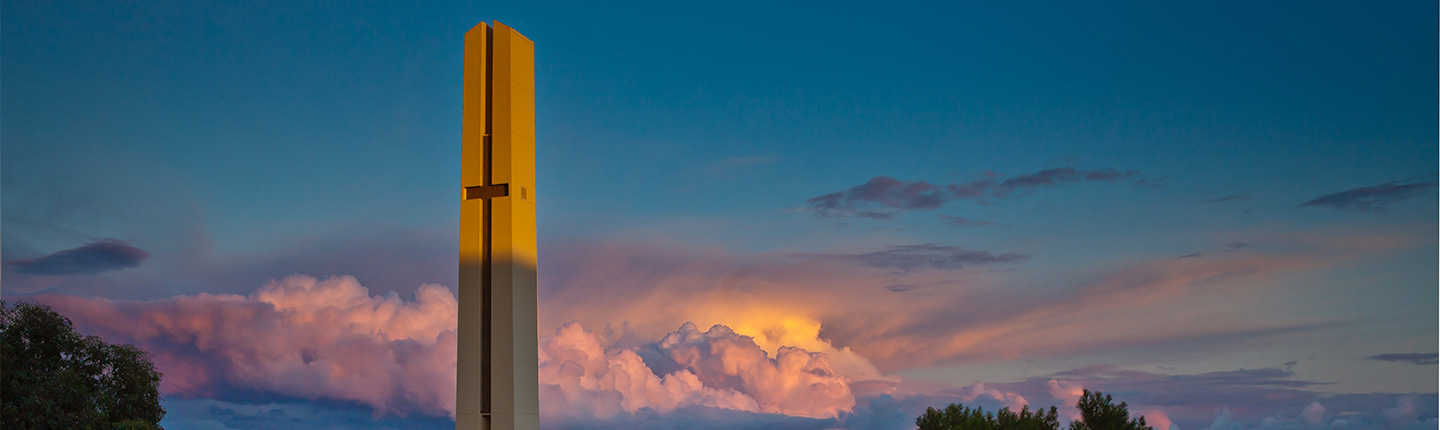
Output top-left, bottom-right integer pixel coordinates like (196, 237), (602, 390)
(807, 167), (1138, 219)
(4, 239), (149, 275)
(787, 244), (1027, 272)
(993, 167), (1135, 196)
(1201, 193), (1251, 203)
(536, 237), (1359, 373)
(807, 177), (952, 219)
(711, 156), (780, 170)
(1369, 352), (1438, 365)
(938, 215), (1005, 227)
(1299, 181), (1436, 213)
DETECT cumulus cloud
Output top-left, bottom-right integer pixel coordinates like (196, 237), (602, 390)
(1380, 395), (1422, 428)
(1204, 409), (1244, 430)
(1133, 408), (1175, 430)
(806, 167), (1139, 218)
(35, 278), (871, 424)
(37, 275), (459, 418)
(995, 366), (1440, 430)
(538, 321), (857, 424)
(1299, 401), (1325, 425)
(4, 239), (149, 275)
(953, 383), (1028, 411)
(1298, 181), (1435, 213)
(27, 267), (1437, 430)
(1046, 379), (1086, 409)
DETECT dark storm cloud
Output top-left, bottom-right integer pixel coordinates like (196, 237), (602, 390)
(807, 167), (1139, 218)
(1369, 352), (1438, 365)
(788, 244), (1027, 272)
(1299, 181), (1435, 213)
(4, 239), (149, 275)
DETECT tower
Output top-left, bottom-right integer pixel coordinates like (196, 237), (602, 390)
(457, 21), (538, 430)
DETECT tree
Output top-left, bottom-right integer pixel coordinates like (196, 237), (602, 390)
(917, 390), (1155, 430)
(1, 300), (166, 429)
(1068, 390), (1152, 430)
(917, 403), (1062, 430)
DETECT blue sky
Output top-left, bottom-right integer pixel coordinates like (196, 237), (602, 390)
(3, 1), (1437, 429)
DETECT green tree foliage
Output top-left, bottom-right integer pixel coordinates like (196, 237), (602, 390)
(916, 403), (1062, 430)
(1068, 390), (1153, 430)
(1, 301), (166, 430)
(917, 390), (1155, 430)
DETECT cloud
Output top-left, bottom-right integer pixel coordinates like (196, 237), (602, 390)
(952, 383), (1028, 411)
(993, 167), (1135, 196)
(1298, 181), (1435, 213)
(1174, 253), (1204, 259)
(1201, 193), (1252, 203)
(1381, 395), (1423, 428)
(1369, 353), (1438, 365)
(4, 239), (149, 275)
(159, 397), (454, 430)
(539, 321), (856, 424)
(806, 167), (1139, 219)
(36, 275), (459, 418)
(807, 177), (951, 219)
(28, 261), (1435, 430)
(1299, 401), (1325, 425)
(937, 215), (1004, 227)
(988, 365), (1440, 430)
(33, 277), (872, 424)
(787, 244), (1027, 272)
(710, 156), (780, 171)
(537, 237), (1359, 374)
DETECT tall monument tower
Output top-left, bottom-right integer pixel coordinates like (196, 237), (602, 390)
(457, 21), (538, 430)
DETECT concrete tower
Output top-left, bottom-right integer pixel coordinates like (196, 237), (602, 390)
(457, 21), (538, 430)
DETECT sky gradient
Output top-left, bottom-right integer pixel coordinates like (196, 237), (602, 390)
(3, 1), (1437, 429)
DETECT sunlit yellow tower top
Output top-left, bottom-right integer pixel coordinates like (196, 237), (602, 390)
(457, 21), (537, 430)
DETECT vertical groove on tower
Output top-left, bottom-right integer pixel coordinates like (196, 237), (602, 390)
(480, 21), (494, 422)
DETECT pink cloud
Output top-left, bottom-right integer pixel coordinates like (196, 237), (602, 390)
(38, 275), (458, 418)
(955, 382), (1028, 411)
(35, 276), (862, 421)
